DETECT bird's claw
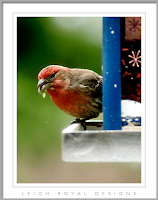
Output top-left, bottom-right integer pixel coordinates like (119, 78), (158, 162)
(70, 118), (87, 130)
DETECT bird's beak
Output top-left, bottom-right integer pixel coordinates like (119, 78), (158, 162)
(37, 79), (46, 89)
(37, 79), (52, 94)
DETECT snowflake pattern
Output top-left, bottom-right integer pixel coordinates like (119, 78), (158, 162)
(128, 50), (141, 67)
(128, 18), (141, 32)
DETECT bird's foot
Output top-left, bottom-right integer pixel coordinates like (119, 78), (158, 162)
(70, 118), (87, 130)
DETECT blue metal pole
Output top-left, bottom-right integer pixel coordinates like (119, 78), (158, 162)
(103, 17), (122, 130)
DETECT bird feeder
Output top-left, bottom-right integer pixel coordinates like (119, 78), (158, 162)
(62, 17), (141, 162)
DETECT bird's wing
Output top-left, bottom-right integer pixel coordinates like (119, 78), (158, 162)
(79, 73), (102, 98)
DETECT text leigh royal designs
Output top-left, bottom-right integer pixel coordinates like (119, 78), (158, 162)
(21, 191), (137, 197)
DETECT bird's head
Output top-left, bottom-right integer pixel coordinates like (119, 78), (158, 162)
(37, 65), (67, 97)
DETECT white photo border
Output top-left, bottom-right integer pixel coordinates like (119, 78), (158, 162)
(3, 3), (157, 199)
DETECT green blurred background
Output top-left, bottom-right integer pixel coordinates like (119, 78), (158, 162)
(17, 17), (140, 183)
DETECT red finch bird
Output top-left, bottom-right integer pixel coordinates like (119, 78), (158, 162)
(37, 65), (102, 128)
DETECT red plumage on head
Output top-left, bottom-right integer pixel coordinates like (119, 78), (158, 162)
(38, 65), (67, 80)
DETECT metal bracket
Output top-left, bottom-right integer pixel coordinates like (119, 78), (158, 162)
(62, 120), (141, 163)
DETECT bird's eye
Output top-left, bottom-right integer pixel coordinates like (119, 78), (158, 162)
(50, 71), (58, 79)
(50, 73), (55, 78)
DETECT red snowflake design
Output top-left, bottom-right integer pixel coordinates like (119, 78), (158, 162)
(128, 18), (141, 32)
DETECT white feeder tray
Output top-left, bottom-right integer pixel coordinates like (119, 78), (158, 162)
(62, 120), (141, 163)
